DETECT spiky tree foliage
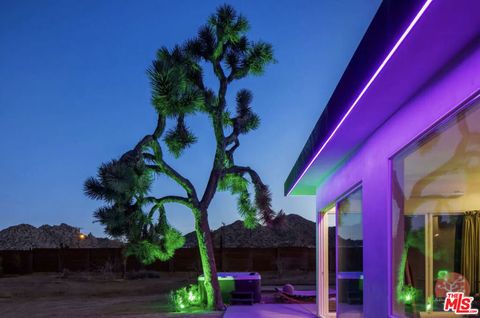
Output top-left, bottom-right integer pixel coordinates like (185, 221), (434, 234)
(85, 4), (283, 311)
(84, 157), (185, 264)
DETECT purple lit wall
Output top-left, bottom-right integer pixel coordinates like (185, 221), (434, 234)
(287, 0), (433, 196)
(288, 0), (480, 196)
(315, 39), (480, 317)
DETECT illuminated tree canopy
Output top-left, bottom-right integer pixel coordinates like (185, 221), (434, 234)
(84, 4), (283, 310)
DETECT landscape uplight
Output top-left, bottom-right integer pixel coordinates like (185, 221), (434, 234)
(399, 285), (418, 305)
(170, 284), (202, 312)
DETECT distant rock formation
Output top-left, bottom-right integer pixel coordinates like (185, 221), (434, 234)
(184, 214), (315, 248)
(0, 223), (122, 250)
(0, 214), (316, 250)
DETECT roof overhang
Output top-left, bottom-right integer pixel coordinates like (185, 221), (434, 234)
(285, 0), (480, 196)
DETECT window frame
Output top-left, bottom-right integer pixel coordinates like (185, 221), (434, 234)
(335, 184), (364, 317)
(388, 92), (480, 317)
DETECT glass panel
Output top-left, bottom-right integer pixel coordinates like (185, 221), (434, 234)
(392, 99), (480, 317)
(337, 188), (363, 317)
(328, 212), (337, 313)
(432, 215), (464, 311)
(399, 215), (427, 313)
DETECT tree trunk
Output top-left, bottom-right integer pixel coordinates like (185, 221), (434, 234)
(195, 210), (224, 310)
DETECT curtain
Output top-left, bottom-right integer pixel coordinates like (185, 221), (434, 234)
(477, 212), (480, 294)
(461, 211), (480, 295)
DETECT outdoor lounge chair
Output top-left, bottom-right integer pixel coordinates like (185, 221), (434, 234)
(274, 284), (316, 303)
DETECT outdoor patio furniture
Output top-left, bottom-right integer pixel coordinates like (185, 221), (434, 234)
(230, 291), (254, 305)
(274, 284), (316, 304)
(198, 272), (262, 304)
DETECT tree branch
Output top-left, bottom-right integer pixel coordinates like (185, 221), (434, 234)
(120, 114), (199, 204)
(146, 160), (198, 203)
(200, 51), (229, 210)
(212, 60), (226, 83)
(135, 115), (166, 152)
(225, 128), (237, 145)
(145, 195), (194, 209)
(225, 165), (263, 186)
(223, 165), (282, 226)
(225, 114), (242, 146)
(226, 137), (240, 162)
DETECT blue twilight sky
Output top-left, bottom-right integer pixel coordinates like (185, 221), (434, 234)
(0, 0), (381, 236)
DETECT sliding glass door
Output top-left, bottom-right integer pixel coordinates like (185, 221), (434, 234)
(319, 208), (337, 318)
(337, 188), (363, 318)
(319, 188), (364, 318)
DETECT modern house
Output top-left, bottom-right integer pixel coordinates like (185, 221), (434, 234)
(285, 1), (480, 317)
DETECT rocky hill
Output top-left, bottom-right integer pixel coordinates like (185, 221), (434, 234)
(0, 214), (315, 250)
(184, 214), (315, 248)
(0, 223), (122, 250)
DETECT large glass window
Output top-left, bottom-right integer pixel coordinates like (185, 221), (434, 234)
(392, 99), (480, 317)
(337, 188), (363, 317)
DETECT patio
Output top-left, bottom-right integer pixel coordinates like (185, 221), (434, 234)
(224, 304), (317, 318)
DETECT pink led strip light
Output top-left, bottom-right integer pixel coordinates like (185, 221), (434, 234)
(287, 0), (434, 195)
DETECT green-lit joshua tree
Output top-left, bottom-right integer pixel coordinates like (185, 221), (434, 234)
(84, 5), (283, 310)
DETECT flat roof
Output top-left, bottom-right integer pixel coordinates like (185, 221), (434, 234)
(285, 0), (480, 195)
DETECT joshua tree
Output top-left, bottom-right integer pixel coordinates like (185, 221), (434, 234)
(84, 4), (283, 310)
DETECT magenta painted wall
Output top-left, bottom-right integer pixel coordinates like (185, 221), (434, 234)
(315, 43), (480, 317)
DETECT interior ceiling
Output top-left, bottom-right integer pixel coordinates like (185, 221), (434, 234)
(403, 101), (480, 198)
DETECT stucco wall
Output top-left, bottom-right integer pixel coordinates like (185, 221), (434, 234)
(316, 42), (480, 317)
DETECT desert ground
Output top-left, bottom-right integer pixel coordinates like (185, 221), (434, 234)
(0, 271), (315, 318)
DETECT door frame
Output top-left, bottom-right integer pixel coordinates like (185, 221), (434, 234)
(319, 207), (336, 318)
(335, 186), (364, 317)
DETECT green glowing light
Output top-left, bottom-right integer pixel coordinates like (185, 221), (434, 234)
(426, 296), (433, 311)
(396, 246), (409, 303)
(188, 290), (199, 303)
(170, 284), (203, 312)
(396, 230), (427, 304)
(437, 270), (448, 280)
(398, 285), (418, 305)
(195, 227), (216, 309)
(405, 294), (412, 303)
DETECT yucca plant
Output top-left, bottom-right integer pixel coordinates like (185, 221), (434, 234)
(85, 4), (283, 310)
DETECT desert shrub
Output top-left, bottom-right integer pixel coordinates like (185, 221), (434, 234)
(170, 284), (202, 312)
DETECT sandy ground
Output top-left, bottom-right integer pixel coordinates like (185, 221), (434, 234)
(0, 271), (314, 318)
(0, 272), (220, 318)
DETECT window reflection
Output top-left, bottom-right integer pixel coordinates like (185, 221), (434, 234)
(392, 99), (480, 317)
(328, 213), (336, 312)
(337, 188), (363, 317)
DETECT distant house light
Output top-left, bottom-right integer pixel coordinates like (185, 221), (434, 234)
(287, 0), (433, 195)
